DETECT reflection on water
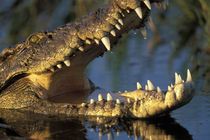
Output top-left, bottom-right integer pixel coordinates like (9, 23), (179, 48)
(0, 0), (209, 139)
(0, 109), (192, 140)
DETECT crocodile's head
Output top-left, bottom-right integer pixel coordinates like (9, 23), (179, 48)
(0, 0), (195, 118)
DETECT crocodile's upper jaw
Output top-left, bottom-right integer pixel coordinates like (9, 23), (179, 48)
(0, 0), (153, 98)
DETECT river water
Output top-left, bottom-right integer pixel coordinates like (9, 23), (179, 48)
(0, 0), (209, 139)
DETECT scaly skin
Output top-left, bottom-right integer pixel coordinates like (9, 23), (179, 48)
(0, 0), (195, 118)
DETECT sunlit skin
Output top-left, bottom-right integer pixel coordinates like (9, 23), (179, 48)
(0, 0), (195, 118)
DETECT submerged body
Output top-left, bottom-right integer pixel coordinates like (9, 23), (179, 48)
(0, 0), (195, 118)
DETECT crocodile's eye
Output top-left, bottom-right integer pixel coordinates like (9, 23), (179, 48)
(29, 35), (39, 43)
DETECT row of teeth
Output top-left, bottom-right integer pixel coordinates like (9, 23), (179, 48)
(81, 69), (192, 106)
(101, 0), (152, 51)
(49, 59), (71, 72)
(79, 0), (153, 52)
(98, 0), (169, 51)
(49, 0), (167, 72)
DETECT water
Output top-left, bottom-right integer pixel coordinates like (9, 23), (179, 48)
(0, 0), (209, 139)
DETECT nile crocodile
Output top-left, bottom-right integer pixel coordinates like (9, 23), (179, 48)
(0, 0), (195, 118)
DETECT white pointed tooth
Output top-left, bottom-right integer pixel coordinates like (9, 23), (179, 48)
(94, 39), (99, 45)
(118, 19), (123, 25)
(81, 103), (86, 107)
(57, 64), (62, 69)
(50, 68), (55, 72)
(90, 99), (95, 104)
(107, 93), (113, 101)
(145, 85), (148, 90)
(126, 9), (130, 13)
(135, 97), (138, 102)
(117, 130), (120, 136)
(115, 24), (121, 30)
(124, 90), (128, 93)
(157, 86), (162, 93)
(78, 47), (84, 52)
(168, 86), (172, 91)
(116, 99), (120, 104)
(101, 37), (111, 51)
(135, 7), (143, 19)
(64, 60), (70, 67)
(147, 80), (155, 91)
(121, 13), (125, 17)
(127, 98), (131, 103)
(98, 94), (103, 101)
(171, 84), (174, 88)
(178, 74), (183, 83)
(140, 27), (147, 39)
(85, 39), (91, 44)
(175, 72), (178, 84)
(186, 69), (192, 82)
(143, 0), (151, 10)
(137, 82), (142, 90)
(110, 30), (116, 37)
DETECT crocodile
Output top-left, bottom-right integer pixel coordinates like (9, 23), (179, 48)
(0, 0), (195, 119)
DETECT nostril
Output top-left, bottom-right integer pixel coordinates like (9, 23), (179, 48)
(48, 35), (53, 39)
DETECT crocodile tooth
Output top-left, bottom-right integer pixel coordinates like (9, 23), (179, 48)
(145, 85), (148, 90)
(157, 86), (162, 93)
(116, 99), (120, 104)
(90, 99), (94, 104)
(135, 97), (138, 101)
(171, 84), (174, 88)
(115, 24), (121, 30)
(140, 27), (147, 39)
(107, 93), (113, 101)
(107, 133), (111, 140)
(127, 98), (131, 103)
(57, 64), (62, 69)
(101, 37), (111, 51)
(178, 74), (183, 83)
(147, 80), (155, 91)
(168, 86), (172, 91)
(98, 94), (103, 101)
(135, 7), (143, 19)
(81, 103), (86, 107)
(118, 19), (123, 25)
(78, 47), (84, 52)
(121, 12), (125, 17)
(175, 72), (178, 84)
(116, 130), (120, 136)
(110, 30), (116, 37)
(64, 60), (71, 67)
(126, 9), (130, 13)
(143, 0), (151, 10)
(137, 82), (142, 90)
(50, 68), (55, 72)
(186, 69), (192, 82)
(85, 39), (91, 44)
(94, 39), (99, 45)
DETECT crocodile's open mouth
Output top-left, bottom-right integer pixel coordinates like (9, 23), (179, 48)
(0, 0), (196, 118)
